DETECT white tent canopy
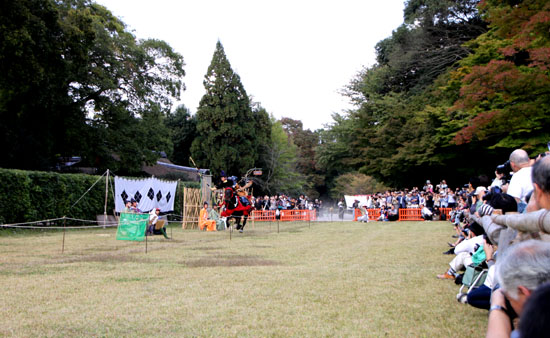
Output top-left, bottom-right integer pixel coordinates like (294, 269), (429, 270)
(344, 195), (370, 209)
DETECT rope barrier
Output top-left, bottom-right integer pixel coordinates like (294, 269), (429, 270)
(0, 217), (67, 227)
(0, 223), (119, 230)
(0, 216), (147, 230)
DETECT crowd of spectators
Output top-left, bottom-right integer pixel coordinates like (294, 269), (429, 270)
(248, 194), (323, 212)
(350, 181), (469, 222)
(431, 148), (550, 337)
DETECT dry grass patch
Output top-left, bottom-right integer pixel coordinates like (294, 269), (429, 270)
(0, 221), (487, 336)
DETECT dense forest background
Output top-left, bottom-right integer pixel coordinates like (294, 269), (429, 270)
(1, 0), (549, 200)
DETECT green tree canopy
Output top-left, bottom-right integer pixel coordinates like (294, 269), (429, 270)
(0, 0), (185, 174)
(165, 104), (197, 166)
(257, 118), (305, 196)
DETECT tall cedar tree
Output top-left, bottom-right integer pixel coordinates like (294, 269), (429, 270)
(191, 41), (257, 180)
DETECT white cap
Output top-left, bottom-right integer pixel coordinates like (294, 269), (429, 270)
(475, 186), (487, 195)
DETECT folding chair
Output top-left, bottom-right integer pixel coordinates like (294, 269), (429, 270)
(456, 264), (488, 303)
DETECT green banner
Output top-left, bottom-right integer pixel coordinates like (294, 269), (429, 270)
(116, 212), (149, 241)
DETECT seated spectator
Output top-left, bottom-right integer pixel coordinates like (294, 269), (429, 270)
(209, 204), (226, 231)
(147, 208), (170, 239)
(199, 202), (216, 231)
(421, 204), (433, 221)
(437, 235), (489, 280)
(147, 208), (160, 234)
(432, 206), (441, 221)
(467, 265), (496, 310)
(130, 199), (142, 213)
(123, 200), (132, 213)
(387, 205), (399, 221)
(357, 205), (369, 223)
(378, 207), (388, 221)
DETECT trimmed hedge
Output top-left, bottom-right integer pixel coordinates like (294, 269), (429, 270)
(0, 168), (199, 224)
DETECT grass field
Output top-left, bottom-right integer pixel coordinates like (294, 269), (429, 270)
(0, 220), (487, 337)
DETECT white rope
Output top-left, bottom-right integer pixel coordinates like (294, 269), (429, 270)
(0, 216), (146, 229)
(0, 223), (119, 230)
(69, 170), (107, 210)
(0, 217), (66, 226)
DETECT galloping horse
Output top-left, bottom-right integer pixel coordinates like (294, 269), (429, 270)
(221, 181), (253, 232)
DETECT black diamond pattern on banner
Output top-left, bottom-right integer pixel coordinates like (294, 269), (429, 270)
(147, 188), (155, 200)
(156, 191), (162, 202)
(121, 190), (128, 202)
(166, 192), (171, 202)
(134, 191), (142, 203)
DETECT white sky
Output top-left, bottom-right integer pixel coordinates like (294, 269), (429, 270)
(96, 0), (405, 130)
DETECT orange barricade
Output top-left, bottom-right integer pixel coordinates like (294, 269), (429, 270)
(354, 208), (382, 221)
(250, 210), (276, 222)
(354, 208), (361, 221)
(366, 208), (381, 221)
(398, 208), (423, 221)
(250, 209), (316, 222)
(440, 208), (452, 220)
(281, 209), (316, 221)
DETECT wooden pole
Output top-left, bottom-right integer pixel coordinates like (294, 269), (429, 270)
(103, 169), (109, 229)
(252, 188), (255, 229)
(182, 187), (186, 229)
(62, 216), (66, 254)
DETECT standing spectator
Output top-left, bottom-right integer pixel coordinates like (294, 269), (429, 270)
(423, 180), (433, 193)
(269, 196), (277, 210)
(425, 192), (434, 211)
(440, 189), (448, 208)
(338, 198), (345, 220)
(447, 188), (456, 209)
(419, 192), (426, 206)
(397, 191), (407, 210)
(507, 149), (533, 212)
(439, 180), (448, 192)
(385, 191), (392, 206)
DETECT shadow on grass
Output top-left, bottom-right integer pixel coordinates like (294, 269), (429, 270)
(182, 254), (279, 268)
(50, 253), (158, 265)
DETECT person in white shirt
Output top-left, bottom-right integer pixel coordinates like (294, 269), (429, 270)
(507, 149), (533, 212)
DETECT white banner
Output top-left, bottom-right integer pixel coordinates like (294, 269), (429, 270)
(114, 176), (178, 213)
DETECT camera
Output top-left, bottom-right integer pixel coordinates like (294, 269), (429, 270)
(496, 160), (511, 175)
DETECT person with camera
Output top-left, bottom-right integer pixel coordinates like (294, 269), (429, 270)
(487, 240), (550, 337)
(507, 149), (533, 213)
(484, 156), (550, 337)
(490, 164), (508, 191)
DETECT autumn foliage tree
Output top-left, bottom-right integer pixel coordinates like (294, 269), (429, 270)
(317, 0), (549, 190)
(450, 0), (550, 152)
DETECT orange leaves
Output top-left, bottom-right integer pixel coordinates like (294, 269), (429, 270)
(452, 110), (499, 145)
(529, 47), (550, 70)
